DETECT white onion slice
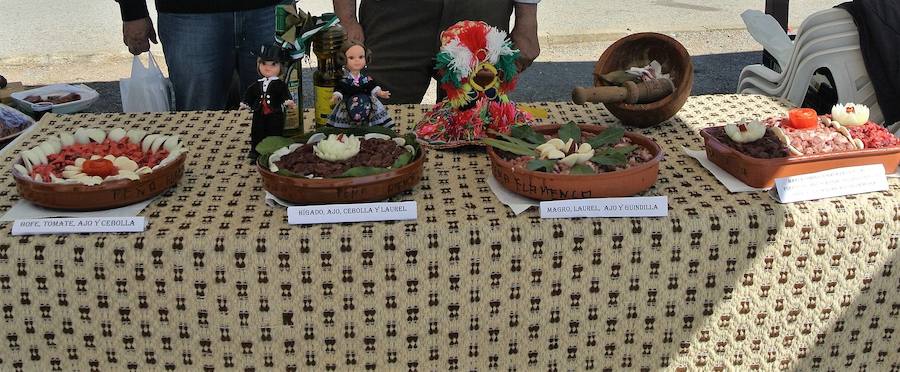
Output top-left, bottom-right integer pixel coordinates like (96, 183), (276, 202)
(87, 128), (106, 143)
(142, 134), (160, 153)
(126, 129), (147, 144)
(59, 133), (75, 147)
(108, 128), (127, 142)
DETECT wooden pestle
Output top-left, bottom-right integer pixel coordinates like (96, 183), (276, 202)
(572, 78), (675, 105)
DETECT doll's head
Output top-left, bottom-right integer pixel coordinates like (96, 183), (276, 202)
(257, 59), (283, 78)
(255, 44), (285, 78)
(339, 40), (370, 74)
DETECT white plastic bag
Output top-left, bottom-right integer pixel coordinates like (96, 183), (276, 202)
(120, 53), (174, 112)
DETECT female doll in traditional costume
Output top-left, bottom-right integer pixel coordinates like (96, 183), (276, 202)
(327, 40), (394, 128)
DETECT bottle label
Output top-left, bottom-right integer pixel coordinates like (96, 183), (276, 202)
(283, 65), (302, 133)
(315, 86), (335, 126)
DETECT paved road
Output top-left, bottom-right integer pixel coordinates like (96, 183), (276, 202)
(0, 0), (843, 60)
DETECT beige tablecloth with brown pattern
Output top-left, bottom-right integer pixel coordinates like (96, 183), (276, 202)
(0, 95), (897, 371)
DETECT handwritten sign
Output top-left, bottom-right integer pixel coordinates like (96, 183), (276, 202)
(540, 196), (668, 219)
(774, 164), (888, 203)
(11, 217), (146, 235)
(288, 201), (417, 225)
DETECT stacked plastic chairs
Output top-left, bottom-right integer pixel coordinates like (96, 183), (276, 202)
(737, 8), (884, 123)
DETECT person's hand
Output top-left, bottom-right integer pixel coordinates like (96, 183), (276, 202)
(239, 102), (251, 111)
(376, 90), (391, 99)
(123, 17), (158, 55)
(284, 99), (296, 109)
(331, 95), (341, 104)
(343, 21), (365, 43)
(510, 4), (540, 73)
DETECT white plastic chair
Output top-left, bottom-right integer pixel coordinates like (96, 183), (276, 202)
(739, 8), (853, 82)
(738, 31), (860, 95)
(739, 18), (856, 85)
(781, 45), (882, 123)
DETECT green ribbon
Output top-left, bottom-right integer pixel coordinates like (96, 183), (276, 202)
(275, 4), (340, 60)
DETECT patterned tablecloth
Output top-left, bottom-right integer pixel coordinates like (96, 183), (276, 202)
(0, 95), (897, 371)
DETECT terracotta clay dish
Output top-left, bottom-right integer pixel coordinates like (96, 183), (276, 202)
(700, 105), (900, 188)
(486, 123), (663, 200)
(11, 127), (187, 210)
(257, 129), (425, 204)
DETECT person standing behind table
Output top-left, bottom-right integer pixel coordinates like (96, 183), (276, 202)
(116, 0), (280, 110)
(333, 0), (541, 105)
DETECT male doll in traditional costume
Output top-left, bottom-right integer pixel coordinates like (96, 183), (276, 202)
(241, 44), (296, 161)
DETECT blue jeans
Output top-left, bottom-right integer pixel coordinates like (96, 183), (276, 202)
(158, 7), (275, 110)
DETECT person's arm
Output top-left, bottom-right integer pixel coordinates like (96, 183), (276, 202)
(116, 0), (157, 55)
(510, 1), (540, 73)
(333, 0), (364, 42)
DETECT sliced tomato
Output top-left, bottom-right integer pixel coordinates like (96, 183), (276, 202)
(787, 108), (818, 129)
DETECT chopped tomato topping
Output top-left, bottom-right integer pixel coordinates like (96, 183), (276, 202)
(81, 159), (118, 177)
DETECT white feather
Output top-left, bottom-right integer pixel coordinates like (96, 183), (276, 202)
(485, 27), (514, 64)
(441, 39), (475, 80)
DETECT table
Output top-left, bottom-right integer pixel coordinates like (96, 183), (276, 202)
(1, 95), (897, 371)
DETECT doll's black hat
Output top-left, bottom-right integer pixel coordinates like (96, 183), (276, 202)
(255, 44), (286, 62)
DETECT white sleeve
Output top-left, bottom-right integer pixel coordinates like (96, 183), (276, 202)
(371, 86), (382, 97)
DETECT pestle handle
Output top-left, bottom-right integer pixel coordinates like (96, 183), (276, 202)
(572, 86), (630, 105)
(572, 78), (676, 105)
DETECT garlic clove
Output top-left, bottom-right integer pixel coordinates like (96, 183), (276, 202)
(545, 149), (566, 160)
(559, 153), (580, 167)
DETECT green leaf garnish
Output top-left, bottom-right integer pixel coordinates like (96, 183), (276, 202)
(558, 121), (581, 143)
(591, 153), (627, 166)
(258, 154), (271, 168)
(403, 133), (420, 153)
(256, 136), (295, 157)
(586, 127), (626, 148)
(276, 167), (304, 178)
(392, 151), (413, 169)
(338, 167), (390, 178)
(526, 159), (556, 172)
(483, 138), (536, 157)
(608, 145), (638, 156)
(569, 164), (595, 174)
(498, 133), (538, 149)
(510, 125), (546, 144)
